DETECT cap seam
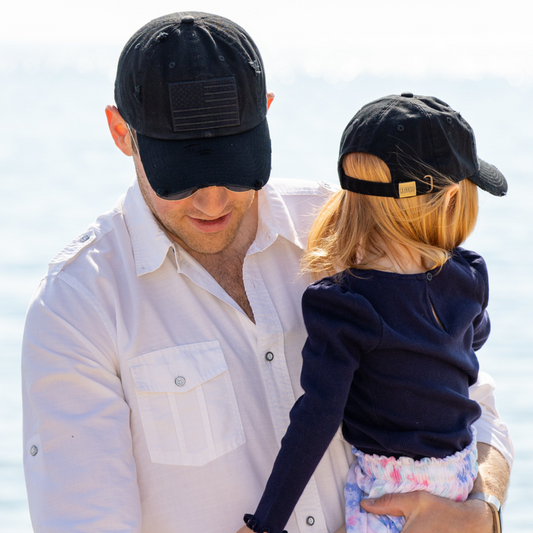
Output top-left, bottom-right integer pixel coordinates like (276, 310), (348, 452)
(206, 25), (263, 111)
(135, 25), (182, 130)
(410, 99), (438, 172)
(369, 99), (396, 153)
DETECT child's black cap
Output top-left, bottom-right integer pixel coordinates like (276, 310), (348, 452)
(339, 93), (508, 198)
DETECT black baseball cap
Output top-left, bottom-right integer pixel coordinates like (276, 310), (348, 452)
(115, 12), (271, 199)
(338, 93), (508, 198)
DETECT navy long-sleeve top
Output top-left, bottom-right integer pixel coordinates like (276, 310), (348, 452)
(249, 248), (489, 533)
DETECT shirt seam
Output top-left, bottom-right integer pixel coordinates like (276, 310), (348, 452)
(53, 272), (119, 373)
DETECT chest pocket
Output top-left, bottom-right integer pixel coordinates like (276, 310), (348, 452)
(129, 341), (245, 466)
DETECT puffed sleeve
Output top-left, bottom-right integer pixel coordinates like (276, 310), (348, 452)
(246, 278), (382, 533)
(22, 274), (143, 532)
(455, 248), (491, 351)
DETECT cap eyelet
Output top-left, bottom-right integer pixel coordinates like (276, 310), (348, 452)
(169, 62), (176, 69)
(397, 124), (404, 132)
(446, 117), (453, 124)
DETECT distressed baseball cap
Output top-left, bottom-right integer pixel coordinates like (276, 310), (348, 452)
(115, 12), (271, 199)
(338, 93), (508, 198)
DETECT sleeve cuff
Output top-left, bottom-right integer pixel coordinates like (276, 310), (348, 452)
(243, 514), (287, 533)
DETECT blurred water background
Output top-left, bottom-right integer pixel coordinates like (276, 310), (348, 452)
(1, 1), (532, 530)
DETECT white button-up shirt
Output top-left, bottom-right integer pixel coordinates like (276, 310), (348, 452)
(22, 178), (513, 533)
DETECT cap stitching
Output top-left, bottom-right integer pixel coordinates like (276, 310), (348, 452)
(410, 99), (437, 170)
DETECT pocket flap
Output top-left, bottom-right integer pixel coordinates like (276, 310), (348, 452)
(128, 341), (227, 393)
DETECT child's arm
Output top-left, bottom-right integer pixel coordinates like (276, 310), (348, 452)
(241, 281), (382, 533)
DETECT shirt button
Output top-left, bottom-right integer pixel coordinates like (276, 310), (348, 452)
(175, 376), (186, 387)
(265, 351), (274, 362)
(30, 445), (38, 456)
(306, 516), (315, 526)
(427, 272), (433, 281)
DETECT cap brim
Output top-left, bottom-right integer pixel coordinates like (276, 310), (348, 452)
(137, 119), (271, 198)
(469, 159), (508, 197)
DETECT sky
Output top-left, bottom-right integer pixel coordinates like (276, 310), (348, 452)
(2, 0), (532, 83)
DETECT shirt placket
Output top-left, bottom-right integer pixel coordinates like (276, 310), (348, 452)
(244, 250), (328, 533)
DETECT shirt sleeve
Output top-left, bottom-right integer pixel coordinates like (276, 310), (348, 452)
(470, 371), (514, 468)
(22, 274), (143, 532)
(248, 279), (382, 533)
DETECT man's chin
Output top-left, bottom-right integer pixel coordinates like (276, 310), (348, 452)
(169, 226), (240, 256)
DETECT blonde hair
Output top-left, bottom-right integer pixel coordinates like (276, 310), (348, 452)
(302, 152), (479, 277)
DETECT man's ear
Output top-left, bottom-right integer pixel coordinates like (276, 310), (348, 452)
(105, 105), (133, 156)
(267, 92), (274, 112)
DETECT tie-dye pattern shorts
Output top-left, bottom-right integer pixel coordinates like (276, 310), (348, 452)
(345, 430), (478, 533)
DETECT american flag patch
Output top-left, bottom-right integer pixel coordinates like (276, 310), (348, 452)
(169, 77), (240, 132)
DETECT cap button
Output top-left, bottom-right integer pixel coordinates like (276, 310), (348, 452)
(182, 15), (195, 23)
(401, 92), (414, 98)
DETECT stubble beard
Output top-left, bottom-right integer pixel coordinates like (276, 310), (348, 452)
(138, 183), (254, 257)
(157, 209), (245, 255)
(134, 154), (257, 256)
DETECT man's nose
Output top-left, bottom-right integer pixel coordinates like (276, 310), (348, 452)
(191, 186), (230, 217)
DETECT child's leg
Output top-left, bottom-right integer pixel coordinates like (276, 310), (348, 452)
(345, 463), (404, 532)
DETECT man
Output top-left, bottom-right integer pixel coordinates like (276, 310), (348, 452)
(22, 12), (511, 533)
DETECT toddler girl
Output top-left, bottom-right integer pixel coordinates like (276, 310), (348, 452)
(240, 93), (507, 533)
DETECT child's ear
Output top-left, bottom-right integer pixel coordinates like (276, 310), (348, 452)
(444, 184), (460, 213)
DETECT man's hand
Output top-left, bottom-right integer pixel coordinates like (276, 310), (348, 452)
(360, 491), (493, 532)
(360, 442), (510, 532)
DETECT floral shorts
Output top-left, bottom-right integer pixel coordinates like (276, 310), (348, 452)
(345, 430), (478, 533)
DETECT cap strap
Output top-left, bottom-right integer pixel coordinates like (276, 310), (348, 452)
(340, 170), (409, 198)
(339, 170), (436, 198)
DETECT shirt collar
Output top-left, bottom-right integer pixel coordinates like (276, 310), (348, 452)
(123, 181), (176, 277)
(248, 181), (304, 255)
(122, 179), (304, 276)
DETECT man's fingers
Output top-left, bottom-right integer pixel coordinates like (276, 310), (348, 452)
(360, 491), (423, 517)
(361, 493), (494, 533)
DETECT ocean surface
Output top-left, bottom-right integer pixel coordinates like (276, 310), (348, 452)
(1, 45), (532, 531)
